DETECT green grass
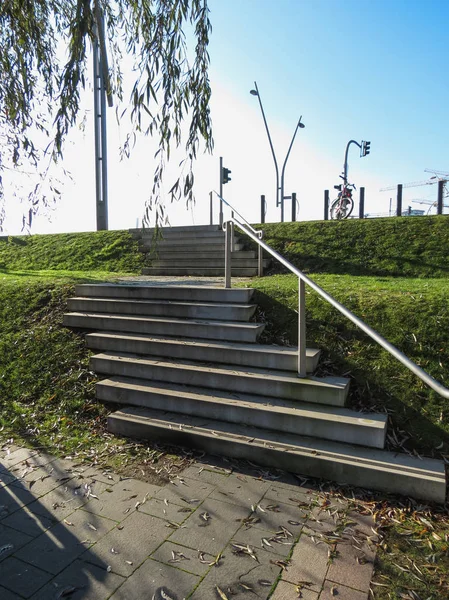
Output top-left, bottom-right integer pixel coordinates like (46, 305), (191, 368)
(0, 230), (145, 273)
(255, 215), (449, 278)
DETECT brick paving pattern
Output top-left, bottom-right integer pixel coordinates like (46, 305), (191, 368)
(0, 443), (376, 599)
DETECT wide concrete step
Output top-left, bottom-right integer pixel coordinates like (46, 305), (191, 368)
(142, 267), (259, 276)
(130, 225), (221, 236)
(98, 377), (387, 448)
(140, 231), (226, 242)
(85, 332), (321, 373)
(74, 285), (254, 303)
(139, 243), (244, 253)
(64, 313), (265, 343)
(67, 298), (256, 322)
(90, 353), (349, 405)
(142, 251), (256, 260)
(149, 259), (267, 269)
(108, 406), (446, 504)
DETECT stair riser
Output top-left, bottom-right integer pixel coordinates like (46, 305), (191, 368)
(86, 335), (318, 373)
(131, 225), (220, 235)
(149, 260), (267, 268)
(64, 315), (263, 343)
(107, 415), (444, 503)
(142, 268), (260, 276)
(98, 384), (385, 448)
(140, 233), (225, 243)
(67, 299), (256, 322)
(74, 285), (254, 303)
(91, 357), (346, 405)
(139, 243), (244, 253)
(141, 252), (257, 260)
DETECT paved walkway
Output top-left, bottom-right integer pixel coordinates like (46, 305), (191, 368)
(0, 443), (376, 599)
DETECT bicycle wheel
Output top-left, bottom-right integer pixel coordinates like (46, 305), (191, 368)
(330, 197), (354, 220)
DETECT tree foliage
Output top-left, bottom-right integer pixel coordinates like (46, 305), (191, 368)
(0, 0), (213, 230)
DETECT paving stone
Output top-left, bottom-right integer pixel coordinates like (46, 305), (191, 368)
(2, 506), (58, 538)
(263, 483), (316, 507)
(270, 580), (319, 600)
(30, 559), (125, 600)
(232, 523), (295, 558)
(0, 557), (53, 598)
(0, 448), (40, 469)
(0, 472), (17, 488)
(9, 451), (58, 474)
(326, 540), (375, 593)
(169, 497), (251, 555)
(138, 497), (196, 524)
(249, 499), (308, 534)
(282, 527), (330, 593)
(346, 510), (377, 538)
(209, 473), (270, 507)
(151, 540), (215, 576)
(10, 466), (74, 498)
(190, 542), (282, 600)
(0, 585), (19, 600)
(81, 479), (160, 522)
(0, 479), (38, 518)
(15, 510), (116, 575)
(109, 558), (200, 600)
(25, 480), (88, 521)
(81, 510), (169, 577)
(320, 579), (369, 599)
(155, 477), (215, 506)
(180, 464), (232, 486)
(0, 523), (34, 562)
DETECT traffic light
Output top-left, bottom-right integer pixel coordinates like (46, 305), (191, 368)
(360, 140), (371, 157)
(222, 167), (232, 184)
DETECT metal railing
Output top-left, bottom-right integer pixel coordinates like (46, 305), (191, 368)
(223, 214), (449, 397)
(211, 191), (264, 278)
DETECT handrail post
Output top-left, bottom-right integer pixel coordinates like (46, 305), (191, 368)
(209, 191), (213, 225)
(298, 279), (307, 377)
(225, 221), (232, 288)
(258, 232), (264, 277)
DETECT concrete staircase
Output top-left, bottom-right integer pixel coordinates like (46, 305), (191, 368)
(131, 224), (268, 276)
(63, 282), (447, 504)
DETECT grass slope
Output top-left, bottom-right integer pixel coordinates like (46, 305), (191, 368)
(0, 230), (145, 273)
(256, 215), (449, 278)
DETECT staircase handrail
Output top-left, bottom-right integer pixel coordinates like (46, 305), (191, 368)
(223, 216), (449, 398)
(212, 190), (263, 240)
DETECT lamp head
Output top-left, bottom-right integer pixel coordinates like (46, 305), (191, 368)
(250, 89), (258, 96)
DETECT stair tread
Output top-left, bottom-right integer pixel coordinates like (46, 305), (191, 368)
(99, 376), (386, 428)
(70, 297), (256, 309)
(65, 312), (263, 329)
(86, 331), (319, 358)
(92, 352), (349, 389)
(109, 406), (445, 479)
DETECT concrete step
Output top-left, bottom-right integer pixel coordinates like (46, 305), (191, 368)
(140, 251), (256, 260)
(148, 259), (267, 269)
(141, 237), (226, 247)
(74, 285), (254, 303)
(90, 353), (349, 405)
(139, 243), (245, 253)
(141, 267), (260, 276)
(108, 406), (446, 504)
(140, 231), (226, 242)
(130, 225), (221, 236)
(85, 332), (321, 373)
(64, 313), (265, 343)
(98, 376), (386, 448)
(67, 298), (257, 322)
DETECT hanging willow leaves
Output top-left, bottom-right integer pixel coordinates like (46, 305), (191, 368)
(0, 0), (213, 230)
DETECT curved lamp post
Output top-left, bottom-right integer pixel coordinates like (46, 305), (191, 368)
(250, 82), (305, 222)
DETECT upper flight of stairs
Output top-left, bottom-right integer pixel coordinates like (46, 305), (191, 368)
(130, 224), (268, 276)
(63, 278), (447, 504)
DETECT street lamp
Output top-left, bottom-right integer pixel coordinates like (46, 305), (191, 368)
(250, 81), (305, 222)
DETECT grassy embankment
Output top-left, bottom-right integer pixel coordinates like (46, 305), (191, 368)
(0, 220), (448, 598)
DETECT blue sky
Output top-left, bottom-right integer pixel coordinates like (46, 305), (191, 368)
(2, 0), (448, 233)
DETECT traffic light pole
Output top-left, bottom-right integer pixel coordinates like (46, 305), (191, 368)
(219, 156), (224, 226)
(343, 140), (361, 184)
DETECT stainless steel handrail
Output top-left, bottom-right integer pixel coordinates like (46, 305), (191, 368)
(224, 216), (449, 396)
(212, 190), (263, 239)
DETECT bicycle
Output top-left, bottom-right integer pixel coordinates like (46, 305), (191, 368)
(330, 177), (355, 220)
